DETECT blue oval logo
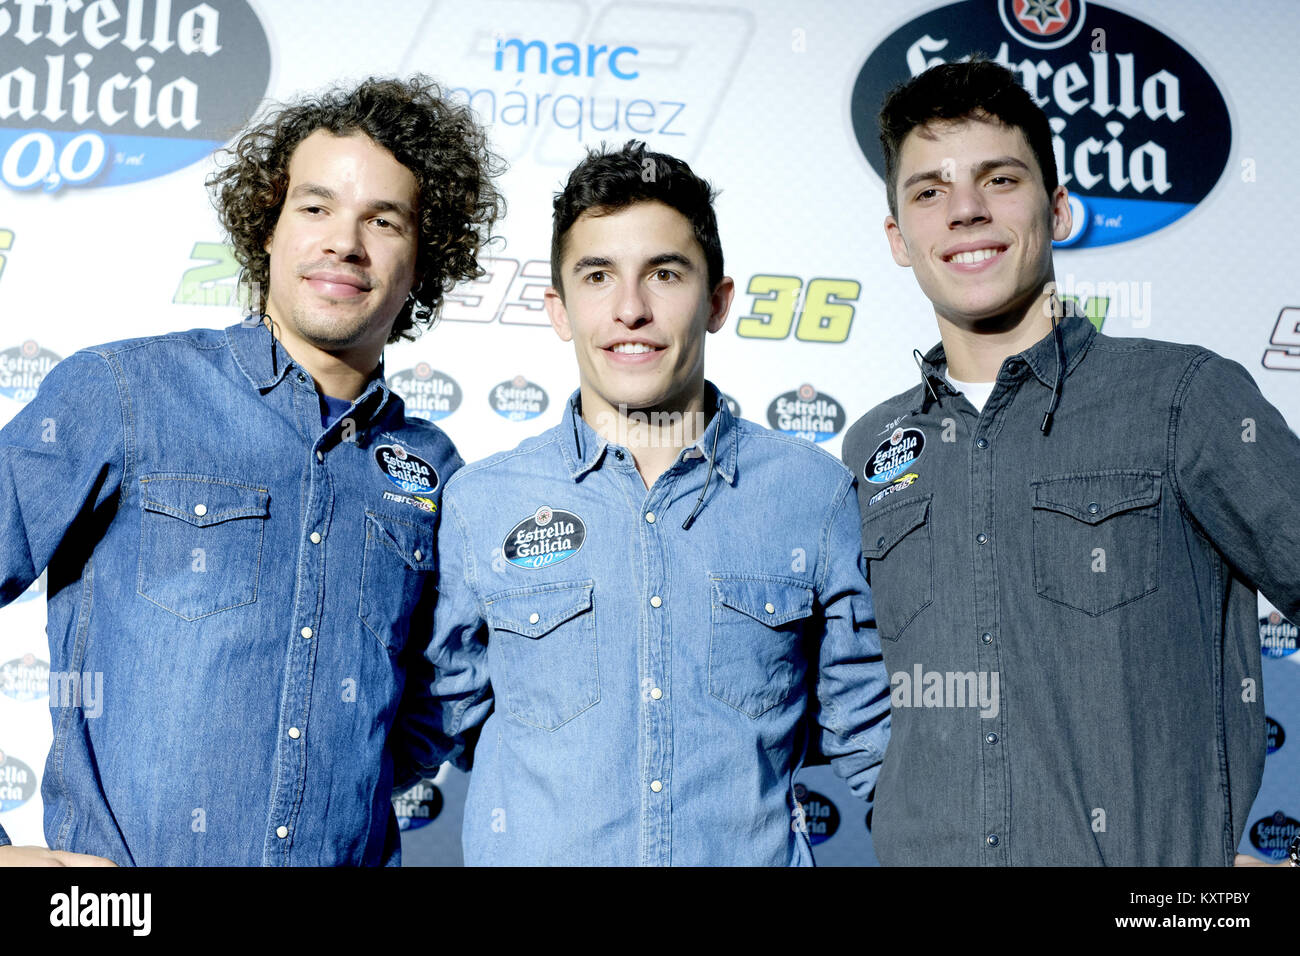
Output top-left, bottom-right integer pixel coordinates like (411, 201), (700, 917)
(490, 376), (548, 422)
(0, 749), (37, 812)
(1248, 810), (1299, 863)
(766, 384), (845, 444)
(1260, 611), (1298, 659)
(0, 1), (271, 192)
(1266, 716), (1285, 756)
(0, 341), (60, 402)
(503, 506), (586, 570)
(0, 654), (50, 702)
(393, 778), (443, 832)
(850, 0), (1231, 248)
(793, 783), (840, 846)
(389, 362), (462, 423)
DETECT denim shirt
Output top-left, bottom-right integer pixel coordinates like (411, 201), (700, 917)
(426, 387), (890, 865)
(842, 314), (1300, 866)
(0, 322), (461, 865)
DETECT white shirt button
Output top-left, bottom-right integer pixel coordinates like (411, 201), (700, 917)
(650, 780), (663, 793)
(650, 595), (662, 608)
(310, 532), (322, 544)
(193, 504), (207, 517)
(644, 512), (656, 524)
(288, 727), (300, 740)
(413, 549), (423, 561)
(316, 450), (324, 463)
(650, 687), (663, 700)
(529, 612), (540, 624)
(300, 626), (313, 639)
(765, 602), (775, 614)
(276, 826), (288, 839)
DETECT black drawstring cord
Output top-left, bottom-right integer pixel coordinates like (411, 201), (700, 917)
(681, 417), (721, 531)
(1040, 309), (1066, 435)
(913, 349), (941, 409)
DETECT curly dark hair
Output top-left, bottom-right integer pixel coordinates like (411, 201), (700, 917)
(550, 140), (723, 297)
(879, 59), (1058, 219)
(208, 75), (505, 342)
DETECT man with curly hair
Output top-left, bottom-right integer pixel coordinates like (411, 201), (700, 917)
(0, 76), (502, 866)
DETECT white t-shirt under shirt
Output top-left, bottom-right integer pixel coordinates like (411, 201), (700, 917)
(946, 374), (996, 413)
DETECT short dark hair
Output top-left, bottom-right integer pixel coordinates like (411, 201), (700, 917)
(208, 75), (505, 342)
(550, 140), (723, 297)
(878, 59), (1058, 218)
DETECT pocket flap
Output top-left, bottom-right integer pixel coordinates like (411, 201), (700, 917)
(861, 494), (931, 559)
(485, 580), (594, 638)
(140, 474), (269, 527)
(1031, 471), (1161, 524)
(710, 574), (813, 627)
(365, 509), (437, 571)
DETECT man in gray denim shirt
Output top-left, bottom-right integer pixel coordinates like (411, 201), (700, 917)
(843, 60), (1300, 865)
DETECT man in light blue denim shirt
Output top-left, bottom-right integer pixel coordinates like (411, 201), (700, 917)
(0, 77), (502, 865)
(426, 142), (891, 865)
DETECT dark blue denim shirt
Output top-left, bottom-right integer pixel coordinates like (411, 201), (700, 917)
(0, 321), (461, 865)
(425, 387), (891, 865)
(842, 314), (1300, 865)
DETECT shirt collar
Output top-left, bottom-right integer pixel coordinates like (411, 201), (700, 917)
(916, 312), (1097, 407)
(226, 317), (396, 427)
(559, 382), (739, 484)
(227, 318), (295, 391)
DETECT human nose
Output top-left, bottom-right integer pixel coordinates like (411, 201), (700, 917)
(614, 277), (650, 327)
(947, 180), (991, 228)
(322, 216), (366, 260)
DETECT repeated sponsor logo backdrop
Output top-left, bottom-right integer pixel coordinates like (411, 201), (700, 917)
(0, 0), (1295, 867)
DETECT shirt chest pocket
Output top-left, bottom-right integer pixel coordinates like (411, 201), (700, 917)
(861, 494), (933, 642)
(137, 474), (270, 621)
(1030, 470), (1161, 616)
(485, 580), (598, 731)
(709, 573), (814, 718)
(359, 509), (437, 655)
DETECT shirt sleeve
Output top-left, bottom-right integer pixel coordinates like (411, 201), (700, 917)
(392, 488), (494, 780)
(1171, 353), (1300, 620)
(814, 475), (892, 802)
(0, 349), (126, 606)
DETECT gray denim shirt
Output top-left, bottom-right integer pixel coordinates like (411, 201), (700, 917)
(842, 313), (1300, 865)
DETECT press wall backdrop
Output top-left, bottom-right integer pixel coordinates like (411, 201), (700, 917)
(1, 0), (1296, 866)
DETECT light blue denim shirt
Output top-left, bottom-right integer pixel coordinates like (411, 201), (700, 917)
(427, 386), (890, 865)
(0, 321), (461, 865)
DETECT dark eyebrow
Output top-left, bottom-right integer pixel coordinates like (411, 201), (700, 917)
(572, 255), (613, 274)
(901, 156), (1033, 192)
(647, 253), (694, 271)
(289, 183), (414, 219)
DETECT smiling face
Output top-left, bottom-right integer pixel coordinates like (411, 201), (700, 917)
(263, 129), (419, 370)
(544, 200), (733, 425)
(884, 115), (1071, 332)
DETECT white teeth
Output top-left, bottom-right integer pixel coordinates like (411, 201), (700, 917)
(610, 343), (656, 354)
(948, 248), (1000, 264)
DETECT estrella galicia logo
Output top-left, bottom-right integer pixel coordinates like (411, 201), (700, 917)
(1266, 716), (1285, 756)
(503, 506), (586, 570)
(766, 384), (845, 443)
(490, 376), (548, 422)
(1260, 610), (1298, 659)
(866, 427), (926, 484)
(392, 777), (443, 832)
(0, 341), (61, 403)
(0, 1), (271, 192)
(0, 654), (50, 702)
(792, 783), (840, 845)
(1249, 810), (1299, 863)
(374, 444), (438, 495)
(388, 362), (462, 422)
(0, 749), (37, 812)
(849, 0), (1231, 248)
